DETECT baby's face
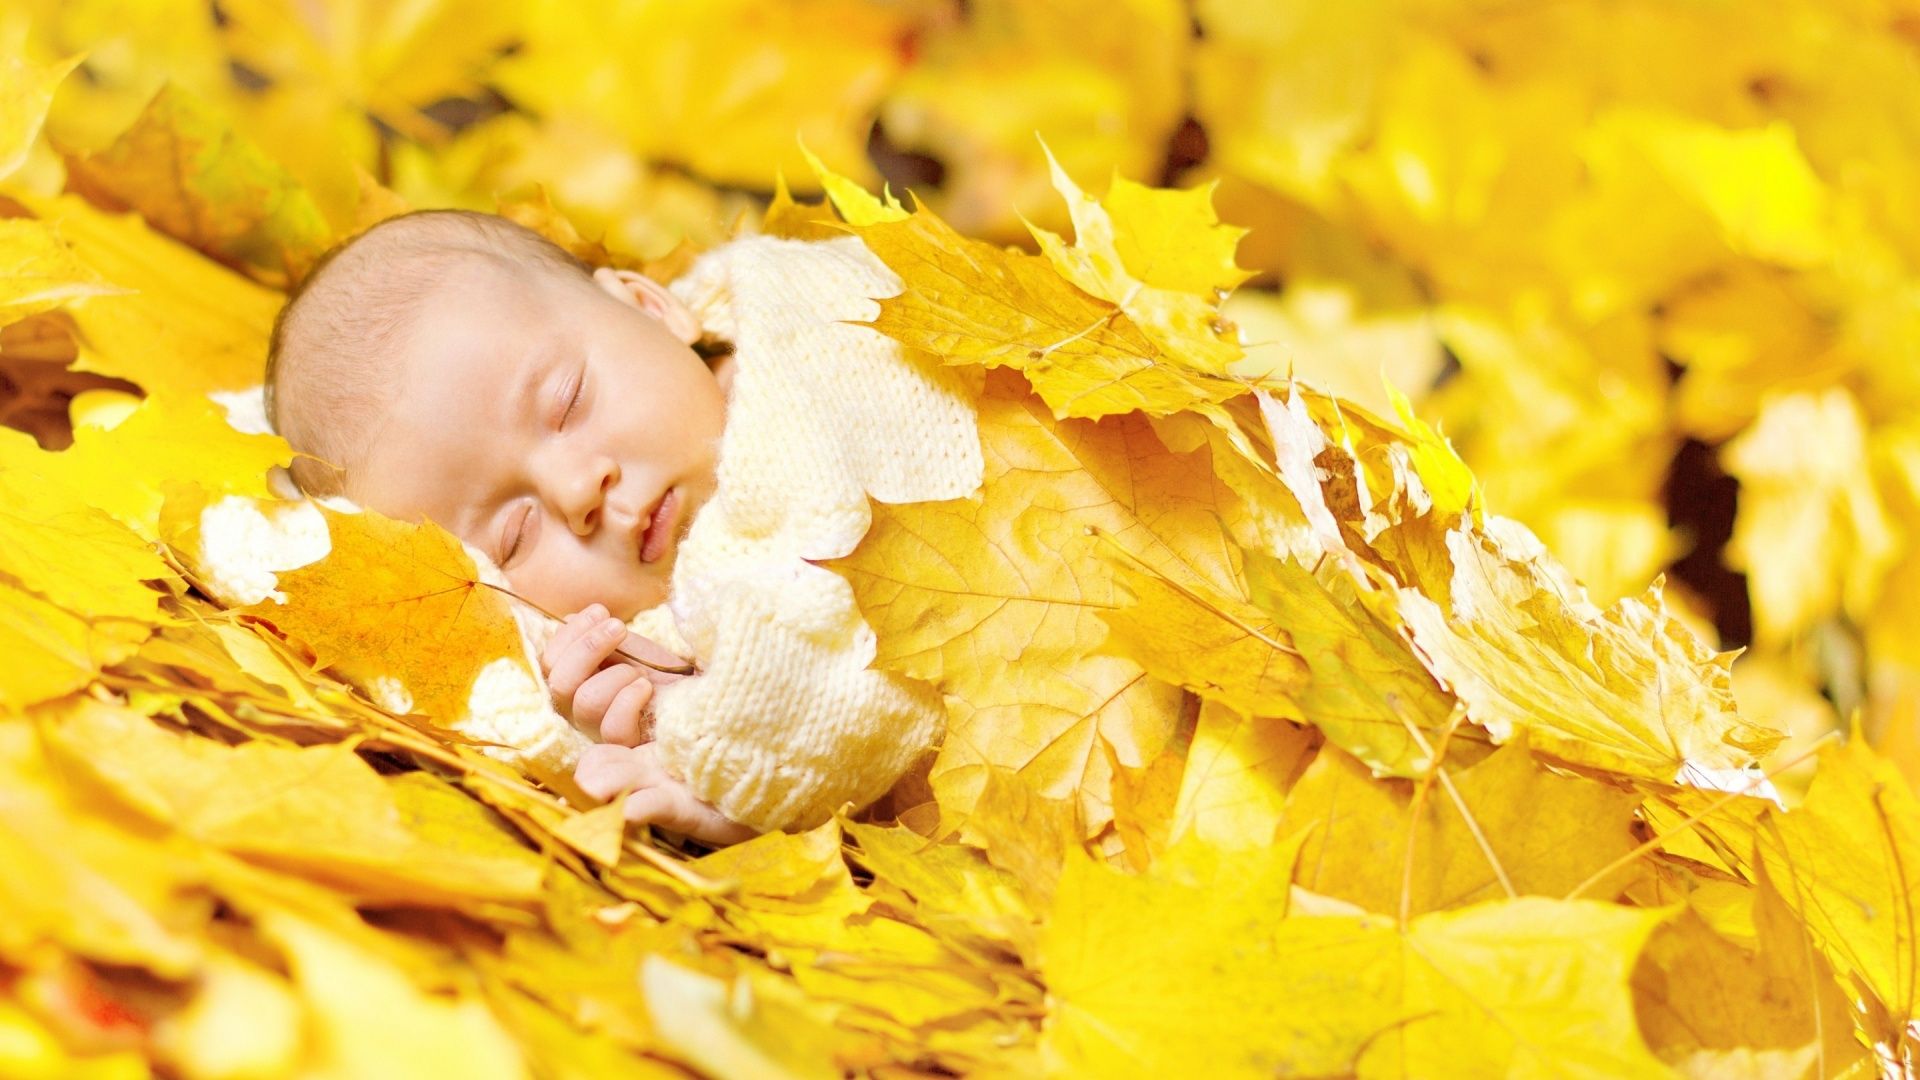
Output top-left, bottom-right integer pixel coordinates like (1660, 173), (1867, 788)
(349, 258), (727, 621)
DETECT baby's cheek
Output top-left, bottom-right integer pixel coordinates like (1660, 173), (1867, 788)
(509, 556), (597, 623)
(509, 535), (671, 624)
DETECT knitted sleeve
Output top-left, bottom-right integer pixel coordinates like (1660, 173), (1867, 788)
(646, 557), (946, 833)
(644, 233), (984, 833)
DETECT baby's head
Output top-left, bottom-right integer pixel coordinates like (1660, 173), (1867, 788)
(266, 209), (729, 620)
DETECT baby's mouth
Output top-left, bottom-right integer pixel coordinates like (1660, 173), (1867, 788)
(638, 486), (679, 564)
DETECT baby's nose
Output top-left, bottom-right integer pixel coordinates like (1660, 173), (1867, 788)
(555, 454), (619, 534)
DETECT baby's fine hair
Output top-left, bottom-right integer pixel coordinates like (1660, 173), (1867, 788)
(265, 209), (593, 496)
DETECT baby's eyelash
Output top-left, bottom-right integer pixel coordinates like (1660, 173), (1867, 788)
(502, 505), (529, 563)
(558, 374), (584, 428)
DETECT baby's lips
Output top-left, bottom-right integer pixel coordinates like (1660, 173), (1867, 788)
(631, 491), (661, 554)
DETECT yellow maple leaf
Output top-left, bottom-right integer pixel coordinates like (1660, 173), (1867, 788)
(830, 369), (1232, 831)
(1025, 141), (1250, 371)
(1044, 840), (1674, 1079)
(801, 142), (909, 226)
(0, 217), (127, 329)
(1261, 381), (1783, 786)
(844, 819), (1035, 956)
(1390, 518), (1783, 785)
(44, 698), (546, 910)
(1355, 897), (1676, 1078)
(61, 84), (336, 287)
(550, 798), (627, 870)
(0, 447), (174, 622)
(1757, 733), (1920, 1044)
(690, 818), (854, 906)
(1038, 833), (1308, 1076)
(241, 506), (530, 727)
(1633, 907), (1863, 1077)
(1103, 736), (1185, 872)
(1164, 698), (1316, 852)
(761, 170), (853, 243)
(125, 610), (331, 722)
(1093, 546), (1304, 718)
(802, 156), (1248, 420)
(1099, 543), (1460, 779)
(956, 765), (1081, 909)
(20, 393), (289, 539)
(10, 190), (283, 398)
(0, 578), (147, 709)
(1280, 739), (1644, 917)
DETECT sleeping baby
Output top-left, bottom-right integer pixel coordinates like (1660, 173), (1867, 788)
(264, 209), (984, 845)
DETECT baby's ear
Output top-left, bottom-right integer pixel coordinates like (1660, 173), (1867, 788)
(592, 267), (701, 345)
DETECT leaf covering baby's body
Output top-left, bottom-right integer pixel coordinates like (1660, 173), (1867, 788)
(1392, 516), (1781, 783)
(830, 368), (1236, 833)
(1259, 381), (1784, 788)
(812, 146), (1251, 423)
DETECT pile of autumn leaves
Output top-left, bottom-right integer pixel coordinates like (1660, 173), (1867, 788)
(1, 67), (1917, 1080)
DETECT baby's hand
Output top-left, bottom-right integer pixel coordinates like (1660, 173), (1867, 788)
(574, 743), (758, 846)
(541, 603), (691, 747)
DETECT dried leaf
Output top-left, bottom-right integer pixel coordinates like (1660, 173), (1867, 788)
(244, 506), (528, 727)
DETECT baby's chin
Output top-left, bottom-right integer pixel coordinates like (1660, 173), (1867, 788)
(611, 565), (675, 621)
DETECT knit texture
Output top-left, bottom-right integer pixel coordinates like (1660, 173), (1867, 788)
(645, 233), (984, 831)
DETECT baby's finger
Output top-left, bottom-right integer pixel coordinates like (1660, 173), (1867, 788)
(574, 743), (643, 802)
(624, 787), (757, 845)
(541, 604), (607, 672)
(546, 616), (630, 705)
(599, 678), (655, 748)
(570, 664), (645, 738)
(621, 786), (705, 836)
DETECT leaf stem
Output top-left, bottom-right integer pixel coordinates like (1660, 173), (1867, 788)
(1396, 706), (1515, 927)
(476, 580), (697, 675)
